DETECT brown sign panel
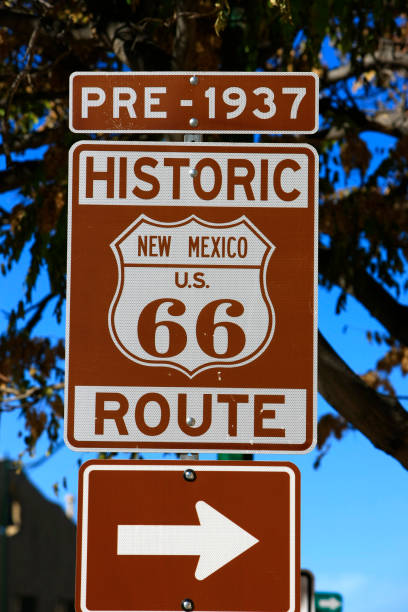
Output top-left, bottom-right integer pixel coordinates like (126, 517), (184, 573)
(64, 142), (317, 453)
(69, 71), (318, 133)
(76, 460), (300, 612)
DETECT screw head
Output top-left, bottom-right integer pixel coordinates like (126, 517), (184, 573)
(189, 117), (199, 128)
(183, 469), (196, 482)
(186, 416), (196, 426)
(182, 599), (194, 611)
(190, 76), (199, 85)
(189, 168), (198, 178)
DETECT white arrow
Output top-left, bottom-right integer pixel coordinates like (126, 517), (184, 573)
(318, 597), (342, 610)
(117, 500), (259, 580)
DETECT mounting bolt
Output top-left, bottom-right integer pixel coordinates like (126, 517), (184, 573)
(186, 416), (196, 426)
(189, 117), (199, 128)
(183, 469), (196, 482)
(189, 168), (198, 178)
(181, 600), (194, 611)
(190, 76), (199, 86)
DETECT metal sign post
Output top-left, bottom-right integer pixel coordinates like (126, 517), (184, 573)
(301, 570), (316, 612)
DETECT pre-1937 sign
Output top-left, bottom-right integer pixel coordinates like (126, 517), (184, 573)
(65, 141), (317, 453)
(69, 71), (318, 133)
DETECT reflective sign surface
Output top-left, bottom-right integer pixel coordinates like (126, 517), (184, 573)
(65, 142), (317, 453)
(76, 460), (300, 612)
(70, 72), (318, 133)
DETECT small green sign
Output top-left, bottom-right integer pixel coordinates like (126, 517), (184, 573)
(217, 454), (253, 460)
(315, 592), (343, 611)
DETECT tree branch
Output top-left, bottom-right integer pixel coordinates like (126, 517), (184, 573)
(318, 95), (408, 138)
(0, 8), (95, 42)
(0, 161), (42, 194)
(318, 331), (408, 469)
(100, 20), (171, 70)
(22, 292), (57, 335)
(0, 126), (64, 155)
(1, 18), (42, 167)
(0, 381), (64, 407)
(172, 1), (198, 70)
(319, 248), (408, 346)
(324, 39), (408, 85)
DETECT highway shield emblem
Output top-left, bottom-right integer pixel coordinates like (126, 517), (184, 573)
(109, 215), (275, 377)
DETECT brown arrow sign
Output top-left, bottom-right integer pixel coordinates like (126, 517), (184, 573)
(76, 460), (300, 612)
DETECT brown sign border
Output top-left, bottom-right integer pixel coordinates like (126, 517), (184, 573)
(76, 460), (301, 612)
(65, 142), (318, 454)
(69, 71), (319, 134)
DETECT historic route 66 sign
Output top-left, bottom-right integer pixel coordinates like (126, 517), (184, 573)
(65, 141), (317, 453)
(109, 215), (274, 377)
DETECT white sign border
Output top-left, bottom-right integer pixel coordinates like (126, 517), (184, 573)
(69, 71), (319, 134)
(64, 141), (318, 454)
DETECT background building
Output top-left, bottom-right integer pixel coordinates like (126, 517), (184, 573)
(0, 461), (75, 612)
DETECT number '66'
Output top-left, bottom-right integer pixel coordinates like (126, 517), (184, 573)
(137, 298), (246, 359)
